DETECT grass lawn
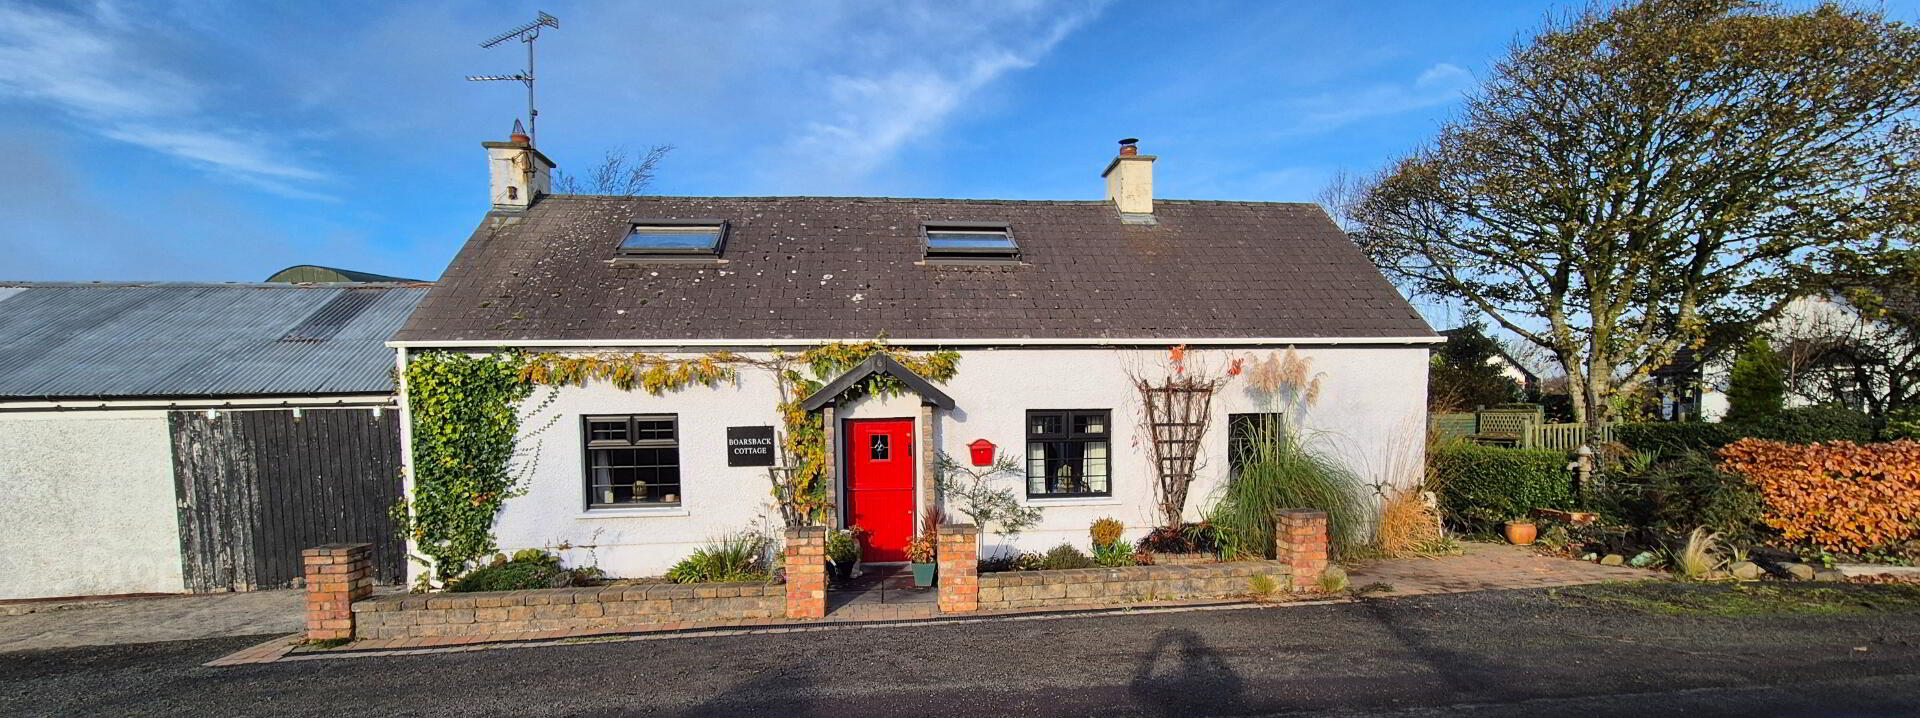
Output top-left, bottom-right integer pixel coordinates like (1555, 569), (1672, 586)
(1551, 580), (1920, 616)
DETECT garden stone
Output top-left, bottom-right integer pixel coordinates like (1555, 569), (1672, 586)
(1629, 551), (1658, 568)
(1783, 563), (1816, 581)
(1730, 562), (1764, 580)
(1600, 554), (1625, 566)
(1814, 569), (1846, 582)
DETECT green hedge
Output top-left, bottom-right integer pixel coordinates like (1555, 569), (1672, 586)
(1430, 443), (1575, 531)
(1616, 406), (1876, 455)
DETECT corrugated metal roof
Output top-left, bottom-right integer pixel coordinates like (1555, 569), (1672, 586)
(0, 282), (428, 399)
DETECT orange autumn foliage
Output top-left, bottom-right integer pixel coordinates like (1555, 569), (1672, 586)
(1717, 439), (1920, 554)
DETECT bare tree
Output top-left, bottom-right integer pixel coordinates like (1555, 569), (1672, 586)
(553, 144), (674, 195)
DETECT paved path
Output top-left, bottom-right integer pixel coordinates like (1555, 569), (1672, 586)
(0, 591), (304, 653)
(5, 585), (1919, 717)
(1349, 542), (1656, 596)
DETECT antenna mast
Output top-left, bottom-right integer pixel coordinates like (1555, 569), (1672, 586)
(467, 11), (560, 146)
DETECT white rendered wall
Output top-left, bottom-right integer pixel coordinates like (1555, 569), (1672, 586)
(456, 345), (1430, 578)
(0, 411), (187, 600)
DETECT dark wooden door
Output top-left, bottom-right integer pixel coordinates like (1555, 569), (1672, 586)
(170, 408), (404, 592)
(845, 419), (916, 562)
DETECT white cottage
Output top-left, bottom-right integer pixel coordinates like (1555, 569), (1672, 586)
(389, 136), (1437, 579)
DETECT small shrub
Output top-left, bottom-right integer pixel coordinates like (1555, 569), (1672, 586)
(1090, 517), (1125, 547)
(1041, 543), (1095, 570)
(1719, 439), (1920, 554)
(1013, 552), (1047, 571)
(977, 552), (1020, 573)
(1886, 406), (1920, 441)
(1609, 451), (1769, 545)
(1247, 574), (1279, 600)
(1093, 539), (1137, 567)
(1136, 523), (1220, 555)
(1429, 443), (1575, 532)
(1316, 566), (1350, 594)
(1670, 528), (1723, 581)
(666, 533), (770, 584)
(446, 550), (597, 592)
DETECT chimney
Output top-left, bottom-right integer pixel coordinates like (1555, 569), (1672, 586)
(1102, 137), (1155, 217)
(483, 119), (556, 211)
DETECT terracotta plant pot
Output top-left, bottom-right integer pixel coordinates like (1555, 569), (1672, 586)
(1504, 521), (1538, 546)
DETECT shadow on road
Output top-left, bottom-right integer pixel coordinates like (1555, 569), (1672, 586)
(1128, 629), (1247, 716)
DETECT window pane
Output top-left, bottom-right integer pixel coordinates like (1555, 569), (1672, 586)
(1073, 412), (1107, 436)
(870, 433), (890, 461)
(1030, 414), (1063, 436)
(588, 419), (628, 442)
(619, 227), (721, 252)
(926, 232), (1016, 250)
(636, 418), (675, 441)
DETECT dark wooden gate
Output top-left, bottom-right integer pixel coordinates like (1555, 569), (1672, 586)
(170, 408), (404, 592)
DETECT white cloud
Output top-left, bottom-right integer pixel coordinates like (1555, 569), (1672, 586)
(771, 2), (1104, 190)
(1283, 62), (1475, 134)
(0, 2), (330, 198)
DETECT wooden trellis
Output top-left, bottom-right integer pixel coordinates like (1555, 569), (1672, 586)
(1139, 378), (1221, 528)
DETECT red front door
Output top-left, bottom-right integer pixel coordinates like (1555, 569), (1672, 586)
(845, 419), (915, 562)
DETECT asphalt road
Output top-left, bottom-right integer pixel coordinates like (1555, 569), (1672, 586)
(3, 585), (1918, 717)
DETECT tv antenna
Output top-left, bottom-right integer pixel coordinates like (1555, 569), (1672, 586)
(467, 11), (559, 146)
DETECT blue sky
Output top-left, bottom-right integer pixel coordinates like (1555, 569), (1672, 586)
(6, 0), (1915, 328)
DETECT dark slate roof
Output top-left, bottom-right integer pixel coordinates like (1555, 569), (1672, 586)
(394, 196), (1434, 343)
(0, 282), (429, 399)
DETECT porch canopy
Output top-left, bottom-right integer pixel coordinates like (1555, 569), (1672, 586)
(799, 354), (955, 411)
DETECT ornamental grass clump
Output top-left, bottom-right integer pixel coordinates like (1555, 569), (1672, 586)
(666, 532), (771, 584)
(1210, 431), (1366, 560)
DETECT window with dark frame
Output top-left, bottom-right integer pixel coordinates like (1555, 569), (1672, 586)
(584, 414), (681, 509)
(615, 219), (728, 259)
(923, 222), (1019, 262)
(1227, 412), (1286, 478)
(1026, 409), (1111, 498)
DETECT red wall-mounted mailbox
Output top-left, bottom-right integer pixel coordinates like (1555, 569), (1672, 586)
(968, 439), (996, 466)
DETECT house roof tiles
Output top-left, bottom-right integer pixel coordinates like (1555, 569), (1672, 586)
(394, 195), (1434, 343)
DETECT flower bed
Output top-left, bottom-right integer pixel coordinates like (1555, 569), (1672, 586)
(350, 581), (780, 640)
(977, 560), (1291, 610)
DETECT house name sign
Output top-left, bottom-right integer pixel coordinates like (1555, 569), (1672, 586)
(726, 426), (776, 467)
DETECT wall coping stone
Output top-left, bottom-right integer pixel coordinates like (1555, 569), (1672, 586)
(353, 581), (774, 613)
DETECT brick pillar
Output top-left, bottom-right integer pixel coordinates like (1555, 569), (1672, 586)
(1275, 509), (1329, 592)
(784, 526), (828, 619)
(303, 543), (372, 641)
(936, 524), (979, 613)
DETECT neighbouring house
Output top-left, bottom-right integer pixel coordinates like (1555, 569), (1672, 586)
(0, 282), (427, 601)
(388, 134), (1438, 581)
(1653, 289), (1919, 421)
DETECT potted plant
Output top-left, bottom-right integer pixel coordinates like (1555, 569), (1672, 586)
(1504, 517), (1538, 546)
(825, 526), (863, 583)
(906, 529), (938, 587)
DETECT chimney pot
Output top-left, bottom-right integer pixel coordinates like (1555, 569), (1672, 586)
(1118, 138), (1139, 156)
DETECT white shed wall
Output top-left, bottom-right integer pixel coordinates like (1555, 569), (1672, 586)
(452, 345), (1430, 579)
(0, 411), (186, 600)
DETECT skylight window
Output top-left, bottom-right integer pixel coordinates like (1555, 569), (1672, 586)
(616, 219), (728, 259)
(923, 222), (1019, 262)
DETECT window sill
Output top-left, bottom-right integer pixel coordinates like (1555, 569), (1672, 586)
(578, 507), (689, 518)
(1023, 497), (1122, 507)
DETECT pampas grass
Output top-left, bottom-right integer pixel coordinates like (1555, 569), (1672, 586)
(1672, 527), (1723, 580)
(1210, 430), (1366, 560)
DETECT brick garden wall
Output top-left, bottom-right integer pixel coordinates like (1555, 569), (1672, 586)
(976, 561), (1293, 611)
(349, 582), (781, 640)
